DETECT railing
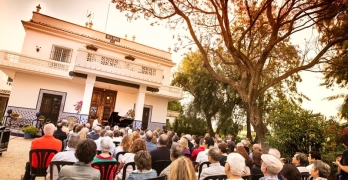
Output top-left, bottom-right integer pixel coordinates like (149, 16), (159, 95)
(76, 49), (164, 84)
(4, 52), (70, 72)
(155, 85), (183, 99)
(87, 53), (158, 76)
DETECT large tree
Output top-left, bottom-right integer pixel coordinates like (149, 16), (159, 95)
(113, 0), (348, 148)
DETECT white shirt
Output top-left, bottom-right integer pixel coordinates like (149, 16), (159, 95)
(46, 149), (78, 180)
(114, 146), (124, 159)
(196, 149), (209, 164)
(113, 136), (123, 142)
(306, 164), (313, 171)
(117, 153), (135, 180)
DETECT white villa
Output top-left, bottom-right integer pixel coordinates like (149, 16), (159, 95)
(0, 6), (182, 130)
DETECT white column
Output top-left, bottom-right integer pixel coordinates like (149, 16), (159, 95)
(80, 74), (95, 115)
(134, 85), (146, 120)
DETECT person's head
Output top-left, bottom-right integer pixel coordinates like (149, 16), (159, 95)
(253, 144), (261, 152)
(218, 143), (228, 154)
(340, 134), (348, 147)
(75, 124), (84, 133)
(104, 130), (114, 138)
(158, 134), (168, 146)
(281, 163), (301, 180)
(132, 131), (140, 141)
(225, 153), (245, 177)
(105, 126), (110, 130)
(308, 151), (321, 164)
(208, 147), (222, 163)
(179, 137), (188, 149)
(168, 157), (196, 180)
(100, 136), (114, 153)
(100, 129), (107, 137)
(203, 136), (214, 149)
(310, 160), (331, 178)
(114, 129), (120, 137)
(194, 136), (201, 146)
(268, 148), (281, 159)
(75, 139), (97, 164)
(228, 141), (236, 153)
(235, 146), (252, 162)
(44, 123), (55, 135)
(78, 131), (87, 140)
(130, 138), (147, 153)
(261, 154), (283, 176)
(172, 135), (180, 142)
(94, 126), (102, 134)
(120, 135), (133, 152)
(170, 144), (185, 161)
(56, 123), (62, 129)
(292, 153), (308, 166)
(67, 133), (80, 149)
(145, 130), (153, 141)
(336, 154), (343, 162)
(81, 127), (89, 134)
(252, 151), (263, 167)
(85, 123), (90, 129)
(61, 119), (68, 127)
(134, 150), (152, 171)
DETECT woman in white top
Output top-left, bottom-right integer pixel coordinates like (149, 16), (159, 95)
(117, 138), (147, 180)
(225, 153), (246, 180)
(114, 135), (132, 159)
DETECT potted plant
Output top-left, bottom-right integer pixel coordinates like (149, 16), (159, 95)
(11, 112), (20, 120)
(21, 125), (39, 139)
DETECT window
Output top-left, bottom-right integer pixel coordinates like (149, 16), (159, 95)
(50, 45), (72, 63)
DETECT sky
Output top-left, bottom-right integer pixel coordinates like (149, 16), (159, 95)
(0, 0), (346, 119)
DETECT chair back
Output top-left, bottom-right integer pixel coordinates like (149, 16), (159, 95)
(115, 151), (127, 161)
(49, 161), (75, 180)
(203, 175), (227, 180)
(114, 141), (120, 147)
(251, 174), (264, 180)
(145, 176), (167, 180)
(29, 149), (58, 178)
(91, 161), (120, 180)
(122, 162), (136, 180)
(152, 160), (171, 176)
(242, 175), (252, 180)
(301, 174), (310, 180)
(198, 161), (211, 179)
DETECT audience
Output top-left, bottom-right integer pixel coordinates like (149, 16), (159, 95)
(145, 131), (157, 152)
(179, 137), (191, 156)
(160, 144), (185, 177)
(292, 153), (310, 175)
(260, 154), (283, 180)
(199, 147), (225, 180)
(307, 151), (321, 171)
(53, 123), (67, 151)
(191, 138), (205, 161)
(168, 157), (197, 180)
(251, 151), (263, 175)
(225, 153), (246, 179)
(57, 139), (100, 179)
(114, 135), (132, 158)
(281, 163), (301, 180)
(150, 134), (170, 164)
(235, 145), (253, 171)
(310, 160), (331, 180)
(218, 142), (228, 166)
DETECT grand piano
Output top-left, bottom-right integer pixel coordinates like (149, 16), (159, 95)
(107, 112), (134, 128)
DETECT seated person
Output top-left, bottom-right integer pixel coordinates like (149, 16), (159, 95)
(225, 153), (246, 179)
(126, 151), (157, 180)
(281, 164), (301, 180)
(199, 147), (225, 180)
(168, 157), (197, 180)
(251, 151), (263, 175)
(310, 160), (330, 180)
(292, 153), (310, 175)
(57, 139), (100, 180)
(92, 137), (117, 180)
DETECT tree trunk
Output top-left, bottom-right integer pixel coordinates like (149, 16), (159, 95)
(248, 103), (269, 152)
(206, 116), (215, 137)
(246, 111), (252, 142)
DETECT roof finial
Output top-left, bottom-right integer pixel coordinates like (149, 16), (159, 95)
(132, 35), (136, 42)
(86, 10), (94, 28)
(36, 4), (41, 13)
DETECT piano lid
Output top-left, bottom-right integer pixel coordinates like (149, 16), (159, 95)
(108, 112), (134, 127)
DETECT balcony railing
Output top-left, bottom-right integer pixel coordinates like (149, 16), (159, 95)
(0, 50), (71, 77)
(154, 85), (183, 99)
(76, 49), (164, 85)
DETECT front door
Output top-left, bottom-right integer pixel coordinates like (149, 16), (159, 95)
(141, 107), (151, 130)
(39, 93), (62, 124)
(88, 88), (117, 125)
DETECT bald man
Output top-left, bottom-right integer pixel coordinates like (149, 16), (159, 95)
(150, 134), (170, 163)
(23, 123), (62, 180)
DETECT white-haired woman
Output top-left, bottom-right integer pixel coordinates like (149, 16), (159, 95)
(92, 137), (117, 180)
(225, 153), (247, 180)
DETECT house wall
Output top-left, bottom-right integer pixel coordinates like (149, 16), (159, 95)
(8, 72), (84, 112)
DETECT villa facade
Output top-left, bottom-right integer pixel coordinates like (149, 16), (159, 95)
(0, 9), (182, 130)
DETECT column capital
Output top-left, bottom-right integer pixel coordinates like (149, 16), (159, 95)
(138, 85), (146, 93)
(86, 74), (96, 84)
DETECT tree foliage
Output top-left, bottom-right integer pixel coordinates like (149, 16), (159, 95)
(266, 99), (327, 157)
(171, 51), (241, 136)
(113, 0), (348, 148)
(167, 100), (183, 113)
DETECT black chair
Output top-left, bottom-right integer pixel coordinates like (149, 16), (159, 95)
(121, 162), (136, 180)
(115, 151), (128, 161)
(152, 160), (172, 176)
(29, 149), (58, 180)
(113, 141), (120, 147)
(91, 161), (120, 180)
(203, 175), (227, 180)
(242, 175), (252, 180)
(301, 174), (310, 180)
(49, 161), (75, 180)
(251, 174), (264, 180)
(198, 161), (211, 179)
(145, 176), (167, 180)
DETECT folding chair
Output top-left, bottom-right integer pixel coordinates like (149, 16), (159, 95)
(29, 149), (58, 180)
(121, 162), (136, 180)
(203, 175), (227, 180)
(49, 161), (75, 180)
(91, 161), (120, 180)
(198, 161), (211, 179)
(115, 151), (127, 161)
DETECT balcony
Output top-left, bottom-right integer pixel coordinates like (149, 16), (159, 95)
(0, 50), (72, 78)
(75, 49), (164, 87)
(151, 85), (183, 100)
